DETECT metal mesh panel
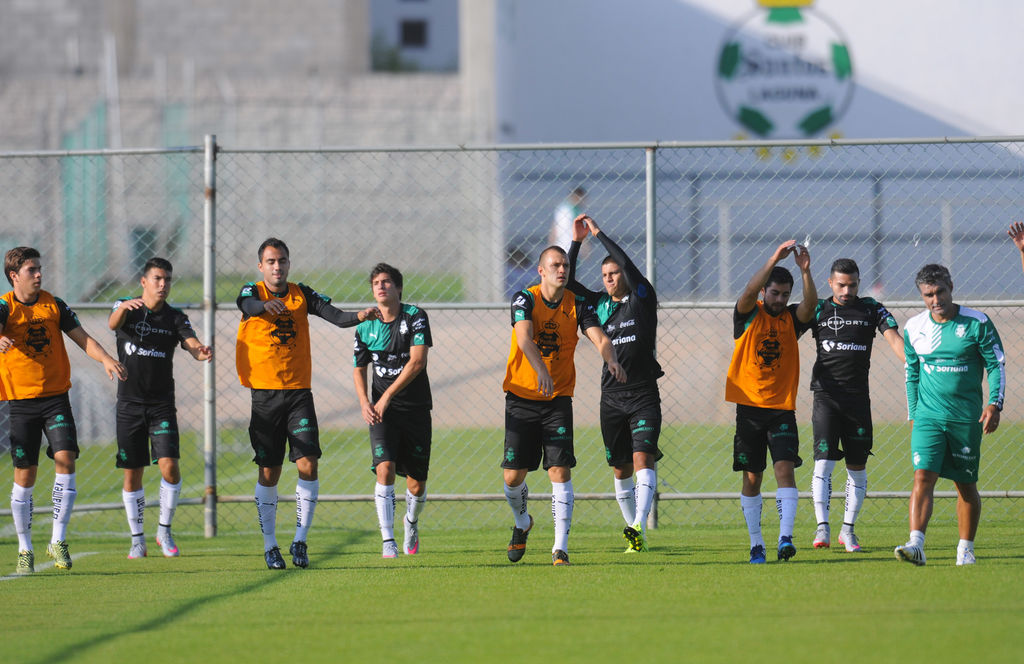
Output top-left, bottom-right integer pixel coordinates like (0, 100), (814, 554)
(1, 139), (1022, 541)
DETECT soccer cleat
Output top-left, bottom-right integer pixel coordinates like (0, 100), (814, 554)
(507, 515), (533, 563)
(382, 539), (399, 559)
(47, 540), (72, 569)
(403, 516), (419, 555)
(894, 542), (926, 566)
(127, 540), (148, 559)
(956, 548), (976, 566)
(264, 546), (286, 570)
(749, 544), (767, 564)
(289, 541), (309, 568)
(777, 535), (797, 561)
(156, 530), (180, 557)
(552, 549), (570, 566)
(812, 523), (831, 549)
(623, 523), (648, 553)
(16, 550), (34, 575)
(838, 530), (861, 553)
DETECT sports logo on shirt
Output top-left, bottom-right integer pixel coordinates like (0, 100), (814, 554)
(538, 321), (560, 357)
(270, 316), (296, 346)
(25, 323), (50, 355)
(756, 327), (781, 369)
(955, 324), (967, 338)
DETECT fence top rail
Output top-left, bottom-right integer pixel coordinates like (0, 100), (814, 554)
(215, 134), (1024, 155)
(65, 299), (1024, 312)
(0, 145), (203, 159)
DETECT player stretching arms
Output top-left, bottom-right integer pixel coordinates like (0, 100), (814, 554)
(567, 214), (663, 553)
(353, 263), (433, 558)
(236, 238), (377, 569)
(109, 257), (212, 559)
(2, 247), (125, 574)
(725, 240), (815, 563)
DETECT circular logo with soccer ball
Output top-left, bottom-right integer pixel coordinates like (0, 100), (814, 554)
(715, 0), (853, 138)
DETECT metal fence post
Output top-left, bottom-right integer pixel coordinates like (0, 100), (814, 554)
(203, 134), (218, 537)
(645, 145), (659, 530)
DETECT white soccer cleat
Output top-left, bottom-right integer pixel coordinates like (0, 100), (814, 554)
(838, 530), (861, 553)
(382, 538), (399, 559)
(895, 542), (926, 566)
(156, 530), (180, 557)
(812, 523), (831, 549)
(403, 516), (419, 555)
(128, 540), (148, 559)
(956, 548), (976, 566)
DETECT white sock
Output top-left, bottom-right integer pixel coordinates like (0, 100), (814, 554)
(295, 478), (319, 542)
(740, 494), (764, 548)
(811, 459), (836, 525)
(775, 487), (798, 540)
(405, 489), (426, 524)
(843, 469), (867, 528)
(122, 488), (146, 538)
(51, 473), (77, 543)
(634, 468), (656, 532)
(909, 529), (925, 547)
(613, 477), (636, 526)
(254, 483), (278, 551)
(551, 480), (574, 553)
(11, 484), (33, 552)
(504, 482), (531, 531)
(957, 538), (973, 553)
(374, 482), (395, 541)
(158, 479), (181, 534)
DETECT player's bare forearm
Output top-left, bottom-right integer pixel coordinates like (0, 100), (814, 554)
(68, 327), (126, 381)
(738, 240), (797, 313)
(980, 404), (1000, 434)
(108, 298), (144, 330)
(353, 366), (380, 425)
(1008, 222), (1024, 272)
(883, 328), (904, 360)
(184, 337), (213, 362)
(376, 347), (427, 411)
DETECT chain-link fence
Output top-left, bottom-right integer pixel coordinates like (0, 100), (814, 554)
(2, 137), (1023, 540)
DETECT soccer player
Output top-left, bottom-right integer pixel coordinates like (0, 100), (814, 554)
(502, 245), (626, 566)
(566, 214), (663, 553)
(895, 264), (1004, 566)
(352, 263), (433, 559)
(109, 257), (213, 559)
(2, 246), (126, 574)
(725, 240), (815, 564)
(807, 259), (903, 553)
(236, 237), (377, 570)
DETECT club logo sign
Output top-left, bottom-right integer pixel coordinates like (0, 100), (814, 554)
(715, 0), (853, 138)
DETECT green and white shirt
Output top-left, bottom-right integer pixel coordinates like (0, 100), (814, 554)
(353, 303), (432, 410)
(904, 306), (1005, 422)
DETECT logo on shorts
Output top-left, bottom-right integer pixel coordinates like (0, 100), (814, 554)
(913, 452), (921, 465)
(817, 440), (828, 453)
(292, 418), (316, 435)
(160, 421), (169, 429)
(56, 415), (64, 423)
(118, 449), (128, 461)
(737, 452), (748, 465)
(638, 420), (646, 426)
(857, 427), (865, 436)
(505, 448), (515, 463)
(14, 447), (25, 459)
(779, 423), (788, 431)
(605, 448), (612, 461)
(256, 448), (267, 460)
(557, 426), (566, 435)
(961, 446), (971, 454)
(374, 444), (384, 458)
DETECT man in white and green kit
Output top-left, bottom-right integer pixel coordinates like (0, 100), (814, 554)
(896, 264), (1005, 566)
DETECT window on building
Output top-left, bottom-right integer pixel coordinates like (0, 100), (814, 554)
(400, 20), (428, 48)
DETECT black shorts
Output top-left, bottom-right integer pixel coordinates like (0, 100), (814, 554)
(811, 391), (873, 465)
(502, 393), (575, 471)
(248, 388), (321, 467)
(600, 386), (664, 467)
(116, 400), (180, 469)
(8, 393), (79, 468)
(732, 404), (803, 473)
(369, 406), (432, 481)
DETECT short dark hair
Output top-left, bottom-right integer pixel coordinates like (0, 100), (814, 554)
(765, 266), (794, 289)
(143, 257), (173, 276)
(915, 263), (952, 290)
(539, 245), (567, 266)
(369, 262), (403, 293)
(600, 255), (619, 268)
(5, 246), (40, 286)
(830, 258), (859, 277)
(572, 186), (586, 198)
(258, 237), (290, 261)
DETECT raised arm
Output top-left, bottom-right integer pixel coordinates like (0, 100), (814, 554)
(1009, 221), (1024, 273)
(108, 298), (144, 330)
(792, 244), (817, 324)
(583, 215), (650, 294)
(302, 284), (379, 328)
(737, 240), (798, 315)
(567, 215), (601, 304)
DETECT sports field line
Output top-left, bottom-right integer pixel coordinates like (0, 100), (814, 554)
(0, 551), (99, 581)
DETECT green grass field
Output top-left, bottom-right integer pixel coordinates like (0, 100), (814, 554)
(2, 518), (1022, 664)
